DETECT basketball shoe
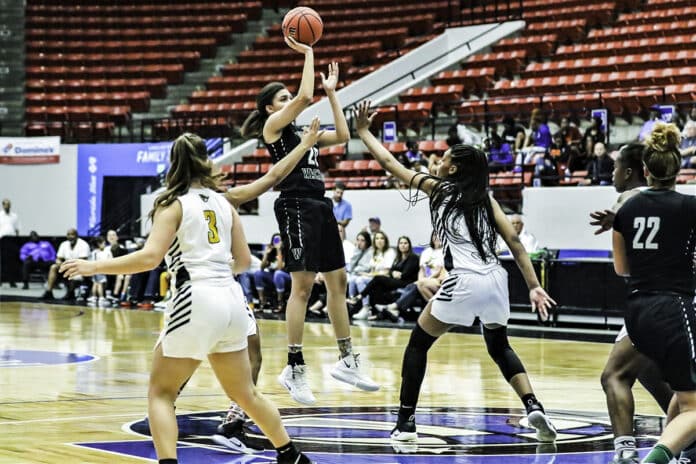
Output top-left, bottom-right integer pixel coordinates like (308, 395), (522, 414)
(330, 353), (380, 391)
(527, 404), (557, 442)
(278, 364), (316, 405)
(390, 414), (418, 442)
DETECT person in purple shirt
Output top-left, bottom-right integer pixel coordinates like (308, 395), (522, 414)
(486, 133), (514, 171)
(527, 110), (552, 150)
(20, 231), (56, 289)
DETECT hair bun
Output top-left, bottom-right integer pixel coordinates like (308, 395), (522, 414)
(647, 122), (681, 153)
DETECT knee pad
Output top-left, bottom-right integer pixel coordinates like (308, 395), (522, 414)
(482, 325), (525, 381)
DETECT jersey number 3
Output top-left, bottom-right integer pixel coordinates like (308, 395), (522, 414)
(204, 210), (220, 244)
(632, 216), (660, 250)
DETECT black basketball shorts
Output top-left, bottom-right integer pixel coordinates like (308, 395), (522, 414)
(273, 196), (345, 273)
(625, 292), (696, 391)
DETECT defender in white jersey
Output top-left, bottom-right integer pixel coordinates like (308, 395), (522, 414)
(590, 142), (674, 464)
(355, 101), (558, 446)
(61, 133), (314, 464)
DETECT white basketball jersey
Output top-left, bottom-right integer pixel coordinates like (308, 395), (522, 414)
(435, 204), (499, 275)
(167, 187), (234, 288)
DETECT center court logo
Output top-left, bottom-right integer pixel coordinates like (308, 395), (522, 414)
(74, 406), (663, 463)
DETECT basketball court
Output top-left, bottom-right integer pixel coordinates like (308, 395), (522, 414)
(0, 299), (665, 463)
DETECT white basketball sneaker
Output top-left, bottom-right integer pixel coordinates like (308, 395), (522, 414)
(527, 407), (557, 442)
(330, 353), (380, 391)
(277, 364), (316, 405)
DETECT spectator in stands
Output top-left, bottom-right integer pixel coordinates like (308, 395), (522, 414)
(687, 105), (696, 124)
(338, 224), (355, 271)
(307, 272), (328, 318)
(332, 182), (352, 228)
(347, 231), (373, 314)
(106, 229), (129, 304)
(638, 108), (660, 142)
(41, 228), (90, 300)
(524, 109), (552, 151)
(87, 236), (112, 308)
(582, 142), (614, 186)
(566, 143), (589, 175)
(0, 198), (20, 238)
(405, 140), (426, 166)
(364, 217), (382, 239)
(254, 233), (285, 312)
(349, 236), (420, 319)
(680, 121), (696, 168)
(0, 198), (21, 287)
(555, 117), (582, 157)
(501, 116), (526, 152)
(485, 133), (514, 171)
(237, 253), (262, 310)
(374, 232), (446, 322)
(499, 215), (539, 254)
(19, 231), (56, 289)
(445, 124), (462, 147)
(350, 231), (396, 318)
(583, 116), (606, 158)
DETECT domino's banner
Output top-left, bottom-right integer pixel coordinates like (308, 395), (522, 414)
(77, 142), (172, 235)
(0, 136), (60, 164)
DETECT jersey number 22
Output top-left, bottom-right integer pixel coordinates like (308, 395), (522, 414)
(632, 216), (660, 250)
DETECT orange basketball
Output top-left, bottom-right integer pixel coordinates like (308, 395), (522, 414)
(281, 6), (323, 46)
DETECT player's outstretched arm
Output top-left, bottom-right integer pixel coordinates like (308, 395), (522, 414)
(226, 117), (324, 208)
(60, 203), (181, 278)
(264, 37), (315, 138)
(353, 100), (437, 194)
(317, 62), (350, 147)
(492, 198), (555, 319)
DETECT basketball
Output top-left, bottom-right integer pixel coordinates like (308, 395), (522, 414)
(281, 7), (323, 46)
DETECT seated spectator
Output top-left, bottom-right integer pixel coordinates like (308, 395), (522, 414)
(237, 253), (262, 309)
(348, 231), (396, 311)
(638, 109), (660, 142)
(338, 224), (355, 271)
(498, 215), (539, 253)
(253, 233), (287, 312)
(41, 228), (90, 300)
(486, 133), (514, 171)
(307, 272), (328, 318)
(501, 116), (526, 152)
(680, 121), (696, 168)
(517, 109), (551, 166)
(581, 142), (614, 186)
(583, 116), (606, 157)
(347, 231), (373, 306)
(19, 231), (56, 289)
(556, 117), (582, 156)
(87, 236), (113, 307)
(349, 236), (419, 319)
(106, 229), (130, 304)
(404, 140), (426, 166)
(445, 124), (462, 147)
(566, 144), (589, 175)
(374, 231), (445, 321)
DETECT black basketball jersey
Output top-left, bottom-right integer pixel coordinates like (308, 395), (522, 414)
(613, 189), (696, 295)
(264, 124), (324, 196)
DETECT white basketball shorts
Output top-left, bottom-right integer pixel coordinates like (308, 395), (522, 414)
(156, 280), (249, 360)
(430, 267), (510, 327)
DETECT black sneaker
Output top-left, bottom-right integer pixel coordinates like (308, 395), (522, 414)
(40, 290), (54, 300)
(211, 420), (262, 454)
(390, 416), (418, 442)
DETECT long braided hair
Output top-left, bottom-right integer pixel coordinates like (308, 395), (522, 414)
(427, 144), (498, 263)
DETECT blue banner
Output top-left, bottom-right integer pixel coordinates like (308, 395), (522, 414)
(77, 142), (172, 235)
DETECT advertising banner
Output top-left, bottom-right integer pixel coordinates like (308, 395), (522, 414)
(77, 142), (172, 235)
(0, 136), (60, 164)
